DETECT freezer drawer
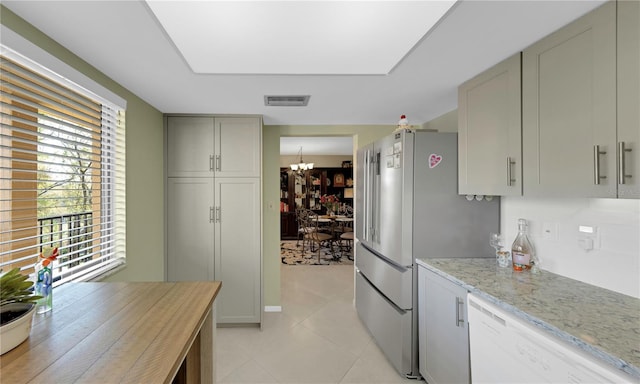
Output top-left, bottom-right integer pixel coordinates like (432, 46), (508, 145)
(355, 242), (412, 309)
(356, 271), (414, 377)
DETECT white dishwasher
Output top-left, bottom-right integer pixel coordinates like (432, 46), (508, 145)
(467, 293), (633, 384)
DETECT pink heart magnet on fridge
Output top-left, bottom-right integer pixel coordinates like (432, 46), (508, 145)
(429, 154), (442, 169)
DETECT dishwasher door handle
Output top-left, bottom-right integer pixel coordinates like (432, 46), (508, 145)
(455, 296), (464, 327)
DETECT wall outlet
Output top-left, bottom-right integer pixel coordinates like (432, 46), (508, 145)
(578, 225), (599, 250)
(542, 222), (559, 240)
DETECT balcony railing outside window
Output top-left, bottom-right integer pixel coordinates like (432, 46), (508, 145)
(38, 212), (93, 280)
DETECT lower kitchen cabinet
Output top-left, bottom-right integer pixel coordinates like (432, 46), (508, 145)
(167, 177), (261, 324)
(418, 264), (470, 384)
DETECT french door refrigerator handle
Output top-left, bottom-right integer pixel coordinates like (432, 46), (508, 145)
(362, 151), (370, 241)
(373, 151), (381, 243)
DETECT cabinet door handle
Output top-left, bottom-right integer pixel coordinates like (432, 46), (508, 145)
(215, 155), (221, 172)
(455, 297), (464, 327)
(593, 145), (607, 185)
(506, 157), (516, 186)
(209, 155), (215, 172)
(209, 207), (214, 223)
(215, 207), (221, 223)
(618, 142), (632, 185)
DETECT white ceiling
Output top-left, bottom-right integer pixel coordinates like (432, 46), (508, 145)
(2, 0), (606, 126)
(146, 0), (456, 75)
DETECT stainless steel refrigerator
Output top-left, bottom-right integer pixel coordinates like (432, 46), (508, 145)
(355, 130), (499, 379)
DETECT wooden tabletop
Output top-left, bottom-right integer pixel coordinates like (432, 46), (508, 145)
(0, 281), (222, 383)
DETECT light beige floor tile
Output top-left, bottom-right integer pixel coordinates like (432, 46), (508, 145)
(300, 300), (372, 356)
(254, 325), (358, 383)
(339, 340), (421, 383)
(216, 334), (253, 382)
(280, 285), (329, 323)
(217, 358), (279, 383)
(218, 313), (299, 358)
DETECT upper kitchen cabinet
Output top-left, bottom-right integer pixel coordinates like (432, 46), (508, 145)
(617, 0), (640, 198)
(522, 1), (618, 197)
(458, 53), (522, 196)
(167, 116), (214, 178)
(215, 117), (262, 178)
(167, 116), (262, 178)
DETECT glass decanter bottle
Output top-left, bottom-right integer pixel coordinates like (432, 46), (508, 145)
(511, 218), (534, 272)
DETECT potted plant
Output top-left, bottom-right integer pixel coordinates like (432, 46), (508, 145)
(0, 267), (41, 355)
(320, 194), (340, 216)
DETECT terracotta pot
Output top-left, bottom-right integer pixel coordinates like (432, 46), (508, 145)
(0, 303), (36, 355)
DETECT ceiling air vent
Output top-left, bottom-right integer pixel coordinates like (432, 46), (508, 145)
(264, 95), (310, 107)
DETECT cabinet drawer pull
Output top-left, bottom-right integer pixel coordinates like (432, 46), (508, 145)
(455, 297), (464, 327)
(506, 157), (516, 186)
(618, 142), (632, 185)
(593, 145), (607, 185)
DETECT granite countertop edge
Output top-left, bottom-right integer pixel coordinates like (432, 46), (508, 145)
(416, 258), (640, 380)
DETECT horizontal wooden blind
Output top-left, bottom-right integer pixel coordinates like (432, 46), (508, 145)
(0, 53), (126, 284)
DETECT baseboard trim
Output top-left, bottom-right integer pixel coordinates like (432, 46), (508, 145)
(264, 306), (282, 313)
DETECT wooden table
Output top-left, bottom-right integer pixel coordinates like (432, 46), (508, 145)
(0, 281), (222, 384)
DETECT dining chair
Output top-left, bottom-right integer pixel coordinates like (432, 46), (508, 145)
(299, 208), (334, 263)
(335, 204), (354, 236)
(340, 231), (354, 260)
(295, 207), (307, 248)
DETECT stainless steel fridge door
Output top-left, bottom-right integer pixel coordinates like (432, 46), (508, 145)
(371, 131), (414, 267)
(356, 270), (414, 377)
(355, 242), (412, 309)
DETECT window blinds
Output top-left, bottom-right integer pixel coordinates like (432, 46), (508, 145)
(0, 52), (126, 285)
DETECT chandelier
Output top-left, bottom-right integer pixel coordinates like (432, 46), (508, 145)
(290, 146), (314, 172)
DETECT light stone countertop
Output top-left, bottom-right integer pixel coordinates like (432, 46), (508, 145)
(416, 258), (640, 380)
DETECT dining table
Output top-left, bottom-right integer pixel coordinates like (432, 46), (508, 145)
(312, 215), (354, 258)
(0, 280), (222, 384)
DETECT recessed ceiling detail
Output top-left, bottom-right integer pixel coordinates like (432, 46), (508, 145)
(145, 0), (456, 75)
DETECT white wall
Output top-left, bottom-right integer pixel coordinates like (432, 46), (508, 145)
(501, 197), (640, 298)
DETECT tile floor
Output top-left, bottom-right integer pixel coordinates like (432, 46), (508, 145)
(216, 264), (422, 384)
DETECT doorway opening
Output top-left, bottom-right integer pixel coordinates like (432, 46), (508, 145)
(279, 136), (355, 265)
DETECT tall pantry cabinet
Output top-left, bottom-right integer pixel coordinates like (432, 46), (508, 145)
(166, 116), (262, 324)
